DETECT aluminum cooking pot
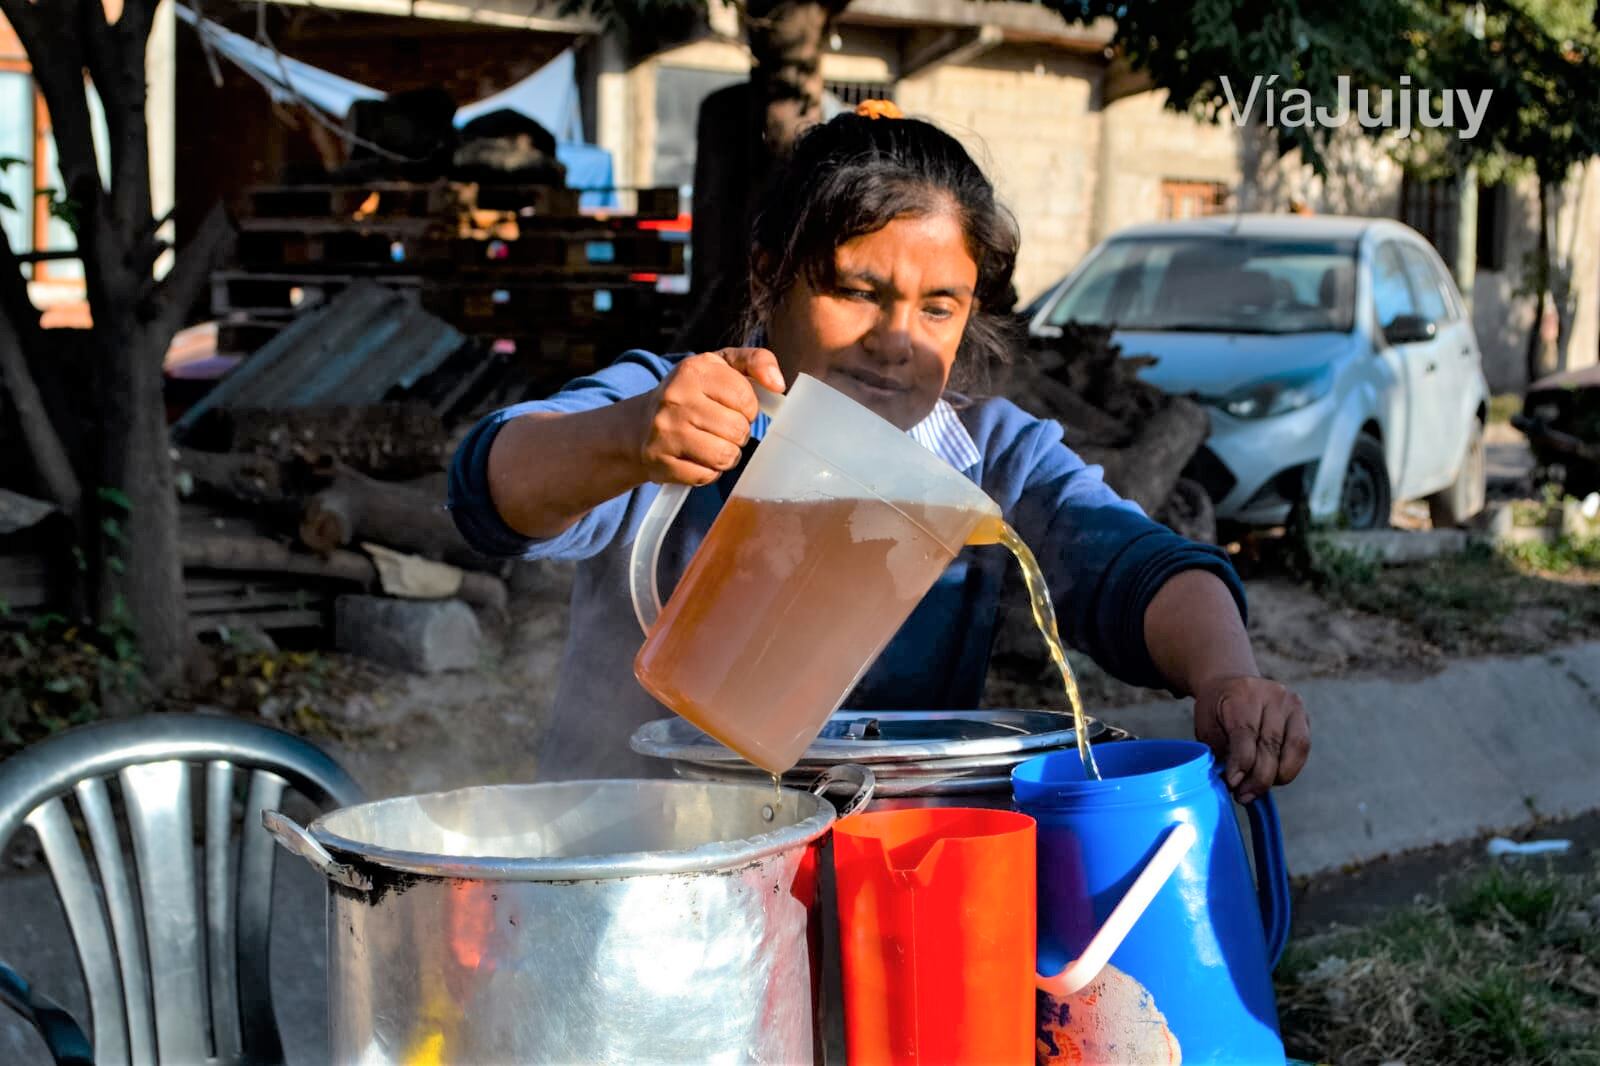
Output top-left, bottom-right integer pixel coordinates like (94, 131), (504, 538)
(266, 768), (873, 1065)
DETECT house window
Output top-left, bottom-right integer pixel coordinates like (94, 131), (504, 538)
(822, 80), (894, 108)
(0, 68), (39, 273)
(0, 63), (98, 282)
(1159, 180), (1228, 220)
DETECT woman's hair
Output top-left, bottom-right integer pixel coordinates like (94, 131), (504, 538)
(743, 110), (1021, 390)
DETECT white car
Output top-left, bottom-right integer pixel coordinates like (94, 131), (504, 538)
(1025, 215), (1489, 530)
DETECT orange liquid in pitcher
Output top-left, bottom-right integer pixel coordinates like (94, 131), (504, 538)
(634, 496), (969, 774)
(635, 500), (1100, 781)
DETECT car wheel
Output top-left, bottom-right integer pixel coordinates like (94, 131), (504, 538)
(1340, 434), (1392, 530)
(1428, 422), (1487, 528)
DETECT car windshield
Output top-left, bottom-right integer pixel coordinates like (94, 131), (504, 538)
(1046, 235), (1359, 334)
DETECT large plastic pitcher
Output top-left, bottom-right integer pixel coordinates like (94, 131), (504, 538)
(832, 808), (1037, 1065)
(1014, 740), (1292, 1065)
(629, 373), (1002, 775)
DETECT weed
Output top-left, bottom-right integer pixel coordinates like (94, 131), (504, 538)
(1279, 861), (1600, 1065)
(0, 608), (143, 757)
(1489, 393), (1524, 426)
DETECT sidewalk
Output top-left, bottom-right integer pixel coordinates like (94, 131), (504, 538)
(1105, 641), (1600, 875)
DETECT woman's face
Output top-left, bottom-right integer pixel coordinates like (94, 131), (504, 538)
(765, 210), (978, 430)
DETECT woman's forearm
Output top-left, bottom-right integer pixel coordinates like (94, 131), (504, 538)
(486, 395), (653, 539)
(1143, 569), (1259, 697)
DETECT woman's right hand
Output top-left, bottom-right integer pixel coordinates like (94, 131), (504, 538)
(636, 348), (787, 486)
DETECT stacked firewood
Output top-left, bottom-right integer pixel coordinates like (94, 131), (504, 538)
(999, 322), (1215, 544)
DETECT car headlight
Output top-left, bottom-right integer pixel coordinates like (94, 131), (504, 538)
(1217, 367), (1336, 420)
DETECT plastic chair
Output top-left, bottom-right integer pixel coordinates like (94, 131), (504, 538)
(0, 713), (365, 1064)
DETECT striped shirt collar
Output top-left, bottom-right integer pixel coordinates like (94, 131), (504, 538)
(750, 396), (981, 472)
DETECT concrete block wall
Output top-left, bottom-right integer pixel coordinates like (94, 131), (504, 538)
(897, 46), (1102, 305)
(1093, 90), (1240, 243)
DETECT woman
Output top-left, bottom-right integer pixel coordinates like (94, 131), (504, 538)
(448, 103), (1309, 801)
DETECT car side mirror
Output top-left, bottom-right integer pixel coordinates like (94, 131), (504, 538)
(1383, 314), (1437, 346)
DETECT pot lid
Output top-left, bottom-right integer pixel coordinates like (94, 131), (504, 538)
(631, 709), (1102, 766)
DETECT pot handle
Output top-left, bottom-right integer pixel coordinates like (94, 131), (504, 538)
(262, 809), (372, 893)
(627, 383), (786, 635)
(810, 764), (876, 817)
(1036, 820), (1197, 999)
(1245, 792), (1292, 969)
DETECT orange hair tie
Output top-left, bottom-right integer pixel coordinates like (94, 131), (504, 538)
(855, 99), (904, 120)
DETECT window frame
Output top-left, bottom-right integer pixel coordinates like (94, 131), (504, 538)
(1371, 240), (1423, 333)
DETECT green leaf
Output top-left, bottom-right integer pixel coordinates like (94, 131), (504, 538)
(96, 487), (133, 513)
(106, 556), (125, 575)
(100, 517), (125, 542)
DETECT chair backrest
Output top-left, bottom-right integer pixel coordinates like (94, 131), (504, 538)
(0, 713), (365, 1065)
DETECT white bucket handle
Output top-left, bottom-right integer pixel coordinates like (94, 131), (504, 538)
(1035, 820), (1198, 998)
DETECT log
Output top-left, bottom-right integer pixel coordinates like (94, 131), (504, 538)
(221, 404), (450, 481)
(181, 532), (506, 612)
(174, 447), (285, 504)
(298, 466), (482, 569)
(1004, 325), (1213, 519)
(1080, 399), (1211, 515)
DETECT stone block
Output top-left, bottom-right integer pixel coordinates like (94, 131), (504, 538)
(335, 595), (482, 675)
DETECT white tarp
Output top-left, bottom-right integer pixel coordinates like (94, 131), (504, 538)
(175, 5), (384, 117)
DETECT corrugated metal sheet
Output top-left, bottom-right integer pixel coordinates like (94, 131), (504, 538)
(173, 280), (467, 438)
(0, 489), (56, 536)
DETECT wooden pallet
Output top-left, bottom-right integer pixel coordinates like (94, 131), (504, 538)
(247, 182), (459, 221)
(236, 227), (685, 277)
(210, 270), (660, 319)
(244, 181), (676, 222)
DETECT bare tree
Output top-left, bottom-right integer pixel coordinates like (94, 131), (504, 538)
(0, 0), (234, 686)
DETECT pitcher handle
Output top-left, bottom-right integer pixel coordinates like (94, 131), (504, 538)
(1036, 821), (1197, 999)
(628, 482), (691, 634)
(1245, 792), (1292, 969)
(628, 383), (785, 635)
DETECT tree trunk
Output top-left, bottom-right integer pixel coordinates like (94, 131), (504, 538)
(100, 324), (191, 687)
(1526, 175), (1552, 386)
(0, 310), (82, 515)
(677, 0), (845, 350)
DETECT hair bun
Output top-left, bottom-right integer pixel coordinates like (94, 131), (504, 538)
(854, 99), (904, 120)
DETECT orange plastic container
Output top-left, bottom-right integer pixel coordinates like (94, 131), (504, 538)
(832, 807), (1037, 1065)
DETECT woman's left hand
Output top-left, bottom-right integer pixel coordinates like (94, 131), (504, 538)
(1191, 676), (1311, 805)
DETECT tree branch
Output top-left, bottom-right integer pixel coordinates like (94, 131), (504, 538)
(3, 0), (116, 289)
(147, 203), (235, 353)
(0, 222), (41, 352)
(0, 307), (83, 516)
(3, 0), (100, 197)
(89, 0), (157, 245)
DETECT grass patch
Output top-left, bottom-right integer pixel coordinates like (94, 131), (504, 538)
(1278, 861), (1600, 1065)
(1306, 535), (1600, 656)
(1489, 393), (1524, 425)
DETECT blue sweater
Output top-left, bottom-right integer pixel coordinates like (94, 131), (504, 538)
(448, 350), (1246, 779)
